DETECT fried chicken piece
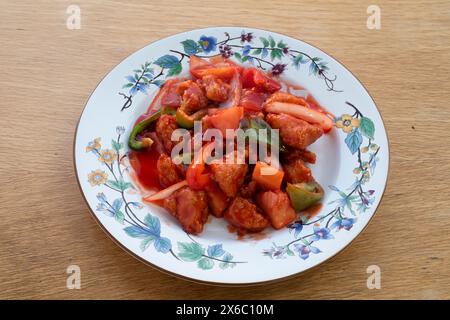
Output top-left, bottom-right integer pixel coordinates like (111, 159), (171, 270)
(163, 187), (209, 234)
(266, 113), (323, 149)
(257, 191), (296, 229)
(163, 193), (177, 216)
(283, 158), (313, 184)
(205, 181), (229, 218)
(209, 152), (248, 197)
(156, 154), (182, 188)
(224, 197), (269, 232)
(200, 75), (230, 102)
(155, 114), (179, 153)
(239, 180), (258, 199)
(282, 148), (316, 164)
(177, 80), (208, 112)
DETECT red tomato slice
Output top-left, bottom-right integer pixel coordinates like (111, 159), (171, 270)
(186, 162), (211, 191)
(190, 56), (241, 81)
(209, 107), (244, 136)
(190, 55), (239, 81)
(240, 89), (267, 112)
(208, 55), (225, 65)
(186, 143), (216, 191)
(191, 66), (239, 81)
(241, 67), (281, 94)
(241, 68), (257, 89)
(209, 56), (244, 73)
(189, 55), (211, 71)
(253, 69), (281, 93)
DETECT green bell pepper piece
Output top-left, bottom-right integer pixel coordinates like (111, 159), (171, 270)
(176, 108), (207, 129)
(161, 105), (176, 115)
(128, 110), (161, 150)
(286, 182), (324, 211)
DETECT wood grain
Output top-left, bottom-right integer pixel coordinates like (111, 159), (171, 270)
(1, 0), (450, 299)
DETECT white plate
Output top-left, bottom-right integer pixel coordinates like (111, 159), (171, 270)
(74, 27), (389, 285)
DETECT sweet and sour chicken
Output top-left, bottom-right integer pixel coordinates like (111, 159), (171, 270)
(128, 56), (331, 235)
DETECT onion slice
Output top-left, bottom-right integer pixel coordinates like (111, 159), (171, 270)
(264, 101), (334, 132)
(143, 180), (187, 203)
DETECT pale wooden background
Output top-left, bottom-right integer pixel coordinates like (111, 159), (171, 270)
(1, 0), (449, 299)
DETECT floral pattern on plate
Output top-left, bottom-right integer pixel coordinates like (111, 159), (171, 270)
(85, 127), (245, 270)
(118, 31), (341, 112)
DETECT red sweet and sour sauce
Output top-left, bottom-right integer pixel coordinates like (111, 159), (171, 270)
(301, 202), (323, 220)
(129, 146), (162, 191)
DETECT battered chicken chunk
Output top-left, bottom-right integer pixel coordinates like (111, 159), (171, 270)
(163, 187), (209, 234)
(177, 80), (208, 112)
(155, 114), (179, 153)
(283, 158), (313, 184)
(224, 197), (269, 232)
(266, 113), (323, 149)
(163, 194), (177, 216)
(201, 75), (230, 102)
(209, 152), (248, 198)
(257, 191), (296, 229)
(282, 148), (316, 164)
(205, 181), (229, 218)
(156, 154), (182, 188)
(239, 180), (258, 199)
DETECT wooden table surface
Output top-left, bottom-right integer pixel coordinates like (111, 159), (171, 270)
(1, 0), (450, 299)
